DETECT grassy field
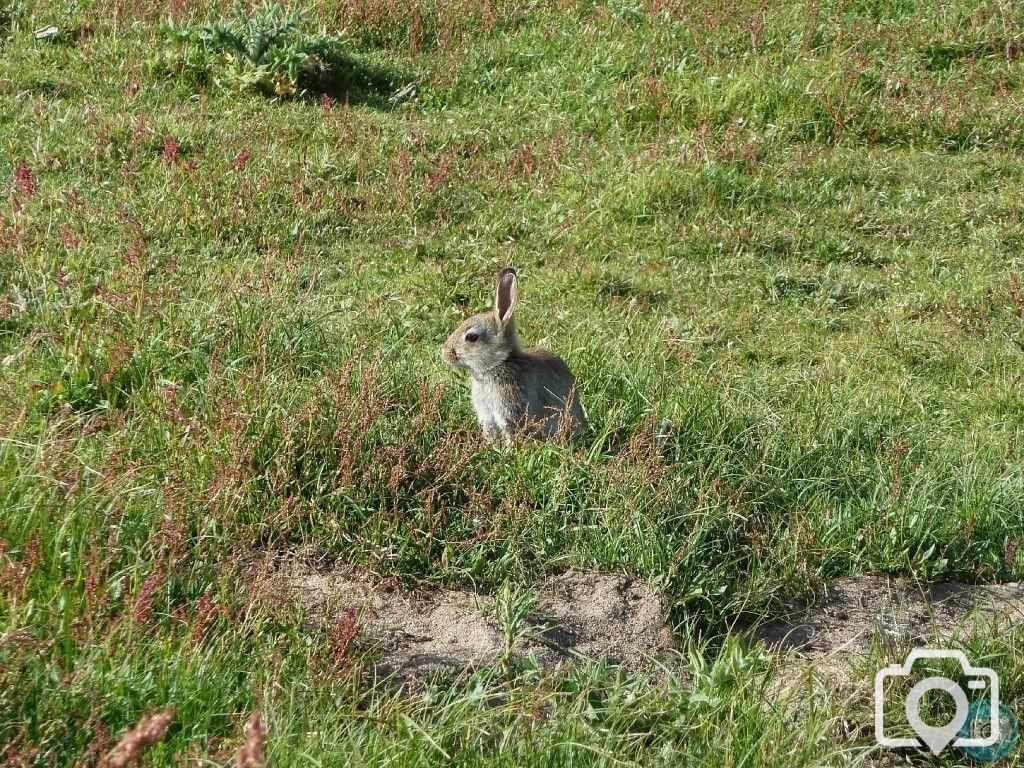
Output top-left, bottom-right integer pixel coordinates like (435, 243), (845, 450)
(2, 0), (1024, 764)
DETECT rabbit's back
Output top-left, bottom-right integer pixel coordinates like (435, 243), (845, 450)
(472, 349), (585, 438)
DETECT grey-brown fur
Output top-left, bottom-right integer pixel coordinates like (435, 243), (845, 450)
(441, 268), (585, 441)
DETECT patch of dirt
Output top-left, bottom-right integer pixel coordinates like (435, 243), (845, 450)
(249, 554), (1024, 694)
(757, 577), (1024, 657)
(247, 555), (674, 682)
(756, 576), (1024, 696)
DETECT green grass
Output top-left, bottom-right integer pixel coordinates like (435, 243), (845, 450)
(2, 0), (1024, 764)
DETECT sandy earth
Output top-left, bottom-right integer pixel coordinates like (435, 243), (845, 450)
(247, 554), (1024, 687)
(750, 578), (1024, 765)
(248, 554), (674, 681)
(755, 577), (1024, 694)
(756, 577), (1024, 656)
(247, 561), (1024, 768)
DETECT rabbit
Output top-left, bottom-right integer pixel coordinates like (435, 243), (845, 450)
(441, 268), (586, 442)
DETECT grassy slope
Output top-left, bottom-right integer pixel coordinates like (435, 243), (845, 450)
(2, 0), (1024, 764)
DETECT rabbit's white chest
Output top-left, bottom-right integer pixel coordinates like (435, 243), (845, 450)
(471, 379), (512, 433)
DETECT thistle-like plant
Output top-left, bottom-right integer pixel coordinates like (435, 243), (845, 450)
(1, 0), (24, 40)
(165, 0), (339, 97)
(493, 580), (536, 675)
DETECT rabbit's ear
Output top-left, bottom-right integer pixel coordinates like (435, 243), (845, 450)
(494, 268), (518, 325)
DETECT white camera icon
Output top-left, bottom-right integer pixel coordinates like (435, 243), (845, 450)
(875, 649), (1000, 755)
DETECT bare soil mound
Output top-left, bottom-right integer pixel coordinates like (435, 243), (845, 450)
(755, 576), (1024, 700)
(756, 577), (1024, 657)
(248, 555), (674, 681)
(249, 555), (1024, 689)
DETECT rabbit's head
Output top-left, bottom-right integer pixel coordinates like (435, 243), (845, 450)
(441, 268), (521, 375)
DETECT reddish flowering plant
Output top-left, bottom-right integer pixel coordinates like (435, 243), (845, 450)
(98, 708), (175, 768)
(232, 148), (251, 171)
(234, 712), (268, 768)
(162, 135), (182, 164)
(59, 224), (81, 250)
(13, 162), (36, 200)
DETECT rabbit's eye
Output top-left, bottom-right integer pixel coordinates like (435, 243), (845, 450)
(465, 332), (480, 343)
